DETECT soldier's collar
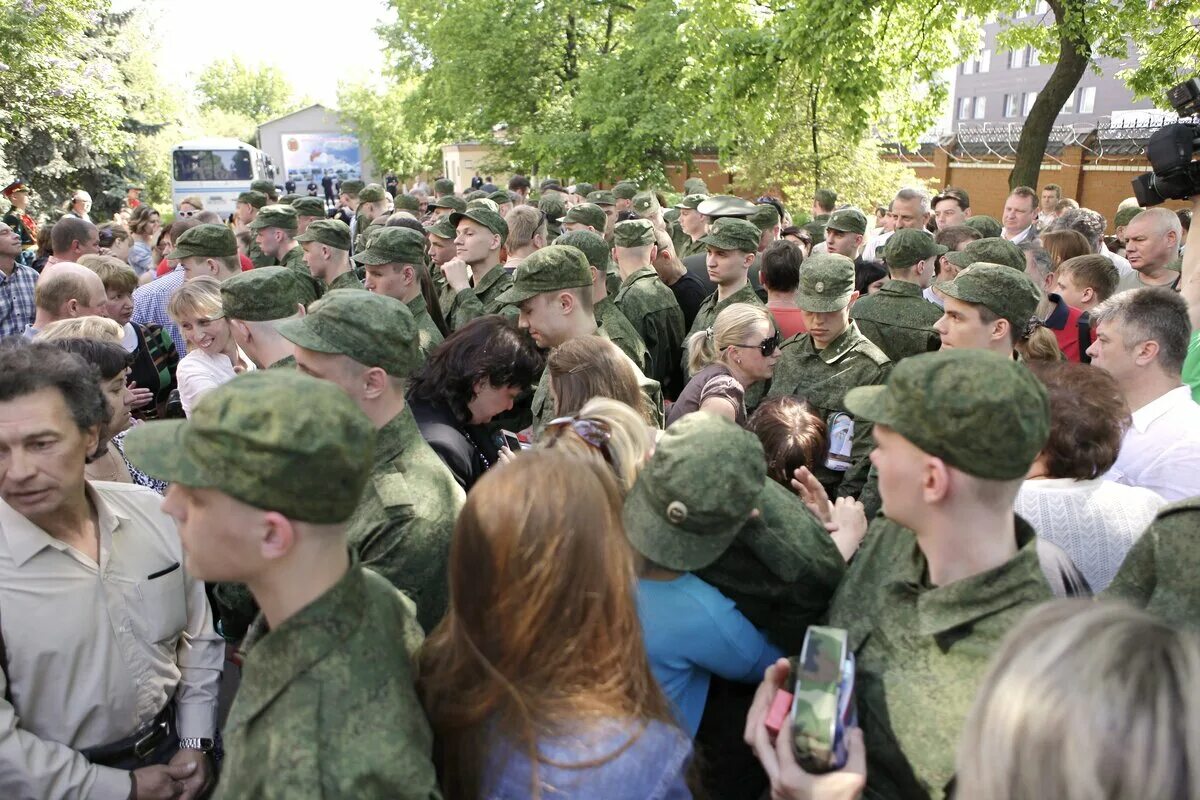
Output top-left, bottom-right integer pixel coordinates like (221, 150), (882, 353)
(815, 322), (864, 364)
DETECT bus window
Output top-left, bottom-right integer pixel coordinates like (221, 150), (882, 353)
(173, 149), (253, 182)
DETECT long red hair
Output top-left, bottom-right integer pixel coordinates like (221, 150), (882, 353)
(417, 450), (677, 798)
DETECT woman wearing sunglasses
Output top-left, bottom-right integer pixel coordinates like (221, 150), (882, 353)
(668, 303), (780, 427)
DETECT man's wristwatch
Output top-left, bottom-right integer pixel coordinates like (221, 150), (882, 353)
(179, 737), (215, 753)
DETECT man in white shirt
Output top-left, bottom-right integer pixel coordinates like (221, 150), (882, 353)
(1088, 287), (1200, 501)
(0, 341), (222, 799)
(1037, 184), (1062, 228)
(1001, 186), (1039, 245)
(862, 187), (929, 261)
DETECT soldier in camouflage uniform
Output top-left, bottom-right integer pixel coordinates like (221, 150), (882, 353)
(612, 182), (638, 215)
(277, 290), (465, 632)
(672, 193), (709, 260)
(428, 194), (466, 220)
(441, 207), (519, 329)
(495, 245), (664, 437)
(234, 190), (274, 268)
(934, 261), (1041, 358)
(539, 194), (566, 243)
(586, 189), (619, 233)
(850, 227), (946, 361)
(562, 203), (620, 292)
(221, 266), (316, 370)
(611, 219), (687, 397)
(1105, 496), (1200, 629)
(353, 227), (444, 363)
(556, 228), (650, 373)
(423, 217), (459, 317)
(297, 218), (363, 291)
(802, 187), (837, 242)
(249, 178), (278, 203)
(352, 184), (390, 252)
(767, 254), (891, 499)
(290, 195), (326, 235)
(124, 371), (440, 799)
(248, 204), (308, 275)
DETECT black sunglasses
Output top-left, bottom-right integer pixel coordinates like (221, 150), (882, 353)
(544, 416), (614, 465)
(729, 332), (780, 357)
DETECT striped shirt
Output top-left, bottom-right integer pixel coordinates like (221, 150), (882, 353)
(132, 267), (186, 355)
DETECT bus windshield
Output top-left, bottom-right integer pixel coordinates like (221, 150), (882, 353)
(173, 149), (253, 182)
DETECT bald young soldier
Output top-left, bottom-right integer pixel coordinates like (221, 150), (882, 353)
(611, 219), (687, 397)
(354, 227), (444, 363)
(278, 290), (464, 631)
(297, 218), (362, 291)
(442, 207), (518, 329)
(850, 228), (945, 361)
(556, 229), (650, 373)
(683, 217), (766, 375)
(124, 371), (440, 799)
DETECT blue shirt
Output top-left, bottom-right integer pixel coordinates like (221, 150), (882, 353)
(638, 573), (783, 735)
(132, 267), (186, 355)
(0, 262), (37, 339)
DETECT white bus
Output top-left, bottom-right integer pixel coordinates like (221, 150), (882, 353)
(170, 138), (275, 217)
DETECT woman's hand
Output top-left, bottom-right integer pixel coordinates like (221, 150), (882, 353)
(791, 466), (833, 527)
(828, 497), (868, 561)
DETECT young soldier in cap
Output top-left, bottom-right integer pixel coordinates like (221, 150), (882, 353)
(2, 180), (38, 257)
(221, 266), (317, 370)
(672, 193), (709, 260)
(489, 190), (514, 216)
(352, 184), (389, 251)
(823, 207), (868, 262)
(428, 195), (466, 220)
(249, 178), (278, 203)
(850, 227), (946, 361)
(424, 217), (459, 317)
(944, 236), (1026, 274)
(587, 190), (619, 231)
(963, 214), (1002, 239)
(749, 203), (782, 252)
(681, 196), (764, 295)
(124, 371), (440, 798)
(442, 207), (518, 329)
(495, 244), (664, 436)
(767, 253), (891, 499)
(612, 182), (638, 214)
(333, 178), (364, 227)
(354, 227), (444, 362)
(557, 229), (650, 372)
(432, 177), (456, 198)
(612, 219), (687, 396)
(934, 262), (1041, 358)
(297, 218), (361, 291)
(683, 217), (766, 376)
(802, 188), (837, 241)
(277, 290), (465, 631)
(631, 192), (666, 232)
(249, 204), (307, 275)
(290, 196), (326, 235)
(233, 190), (273, 268)
(562, 202), (607, 235)
(538, 194), (566, 243)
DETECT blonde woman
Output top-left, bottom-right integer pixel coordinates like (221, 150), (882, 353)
(178, 195), (204, 216)
(540, 397), (657, 493)
(667, 303), (779, 427)
(168, 276), (254, 416)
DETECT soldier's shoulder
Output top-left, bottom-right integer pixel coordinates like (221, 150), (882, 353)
(1153, 496), (1200, 525)
(847, 333), (892, 368)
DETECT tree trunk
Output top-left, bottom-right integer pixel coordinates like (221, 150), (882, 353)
(1009, 1), (1090, 190)
(810, 84), (822, 189)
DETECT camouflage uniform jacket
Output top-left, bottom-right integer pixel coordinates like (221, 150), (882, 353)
(671, 222), (706, 260)
(849, 280), (942, 363)
(216, 560), (441, 800)
(530, 333), (664, 439)
(428, 263), (457, 318)
(446, 264), (518, 330)
(614, 267), (686, 395)
(327, 270), (364, 291)
(344, 407), (465, 632)
(682, 282), (765, 377)
(697, 479), (846, 652)
(279, 245), (307, 274)
(594, 295), (650, 373)
(766, 322), (891, 499)
(827, 516), (1052, 800)
(267, 354), (296, 369)
(406, 296), (444, 364)
(1105, 496), (1200, 629)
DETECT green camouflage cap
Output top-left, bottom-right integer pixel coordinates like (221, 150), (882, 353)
(449, 207), (508, 245)
(430, 195), (467, 213)
(433, 178), (456, 195)
(623, 412), (767, 571)
(612, 219), (656, 248)
(587, 190), (616, 206)
(489, 190), (512, 205)
(938, 262), (1041, 332)
(247, 204), (298, 232)
(123, 370), (374, 524)
(845, 349), (1049, 480)
(237, 190), (267, 209)
(945, 237), (1025, 272)
(697, 195), (757, 219)
(291, 196), (326, 217)
(813, 188), (838, 209)
(697, 217), (760, 253)
(1114, 206), (1141, 228)
(556, 230), (610, 271)
(466, 197), (500, 213)
(963, 215), (1002, 238)
(250, 179), (277, 197)
(664, 208), (681, 225)
(340, 179), (365, 196)
(749, 203), (781, 232)
(883, 228), (947, 270)
(674, 193), (708, 210)
(795, 253), (855, 312)
(279, 193), (303, 206)
(394, 193), (420, 212)
(167, 223), (237, 260)
(494, 244), (592, 304)
(538, 194), (566, 222)
(425, 217), (457, 240)
(563, 203), (607, 231)
(572, 182), (596, 197)
(683, 177), (709, 195)
(613, 182), (639, 200)
(295, 218), (351, 251)
(825, 208), (868, 235)
(276, 289), (420, 377)
(222, 266), (319, 320)
(351, 226), (426, 266)
(359, 184), (387, 203)
(632, 191), (661, 217)
(464, 190), (488, 202)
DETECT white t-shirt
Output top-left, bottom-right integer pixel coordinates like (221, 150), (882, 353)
(1107, 385), (1200, 502)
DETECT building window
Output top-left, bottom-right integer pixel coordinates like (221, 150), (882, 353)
(1061, 90), (1076, 114)
(958, 97), (971, 119)
(1035, 0), (1050, 13)
(1009, 47), (1026, 69)
(1023, 91), (1038, 115)
(974, 97), (987, 118)
(979, 49), (991, 72)
(1079, 86), (1096, 113)
(1004, 94), (1020, 118)
(963, 58), (975, 76)
(1029, 47), (1040, 66)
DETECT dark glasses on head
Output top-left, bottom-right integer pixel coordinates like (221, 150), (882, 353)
(545, 416), (614, 465)
(730, 332), (780, 357)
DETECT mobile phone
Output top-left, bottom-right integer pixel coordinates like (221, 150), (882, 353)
(790, 626), (857, 773)
(501, 429), (522, 451)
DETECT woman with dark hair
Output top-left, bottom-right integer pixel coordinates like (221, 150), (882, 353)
(746, 395), (828, 487)
(126, 205), (160, 276)
(407, 315), (543, 489)
(854, 259), (888, 296)
(418, 449), (693, 798)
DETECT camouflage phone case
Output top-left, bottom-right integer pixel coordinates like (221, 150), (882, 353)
(791, 625), (857, 773)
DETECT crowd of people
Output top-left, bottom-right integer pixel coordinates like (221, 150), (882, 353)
(0, 168), (1198, 800)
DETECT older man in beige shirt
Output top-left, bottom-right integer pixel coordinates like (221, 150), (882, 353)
(0, 341), (223, 800)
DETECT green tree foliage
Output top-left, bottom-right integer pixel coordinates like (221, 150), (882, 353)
(195, 56), (300, 122)
(337, 79), (439, 178)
